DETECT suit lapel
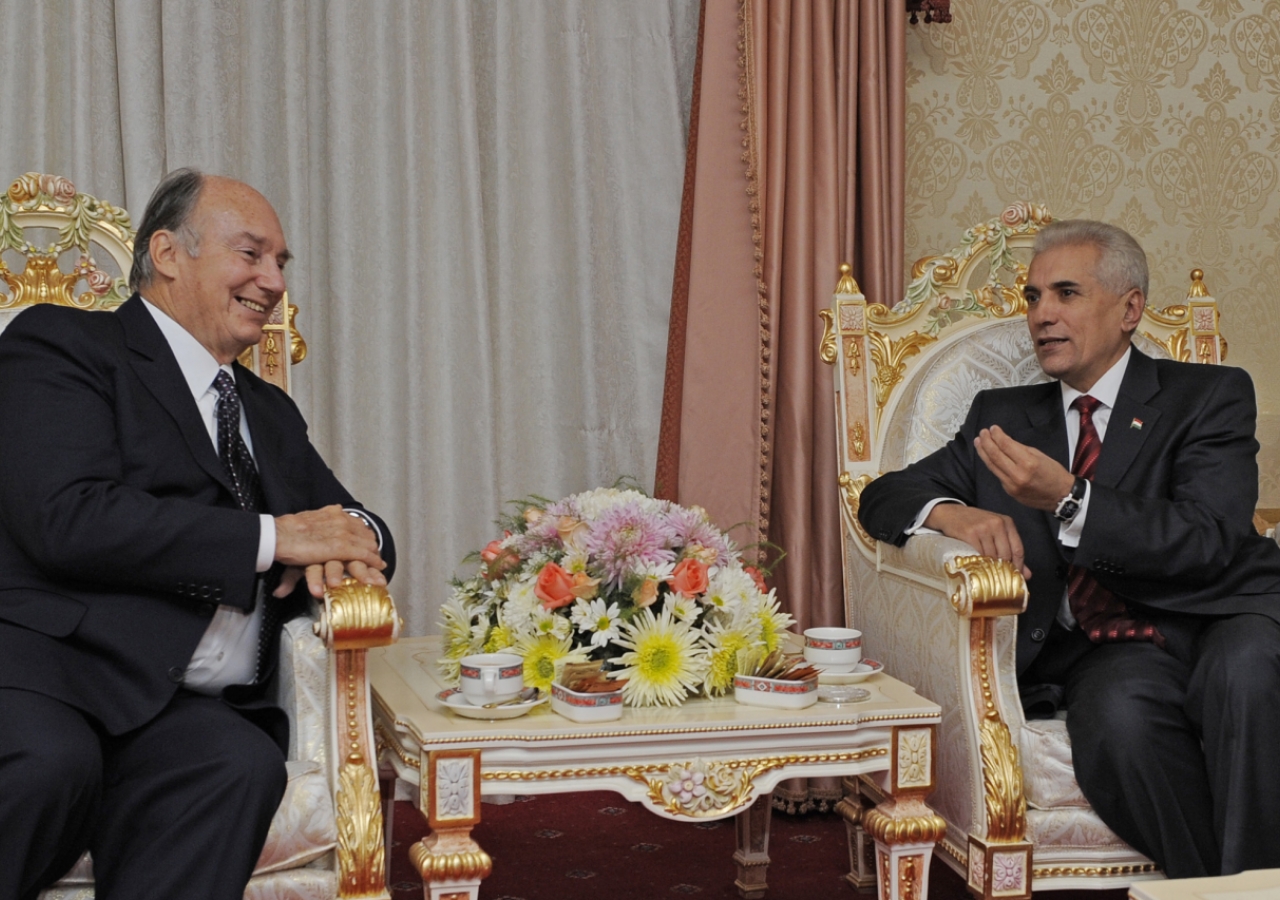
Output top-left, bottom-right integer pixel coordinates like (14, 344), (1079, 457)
(119, 296), (236, 496)
(1094, 349), (1161, 488)
(235, 365), (292, 515)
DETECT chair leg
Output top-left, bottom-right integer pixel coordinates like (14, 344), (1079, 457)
(733, 792), (773, 899)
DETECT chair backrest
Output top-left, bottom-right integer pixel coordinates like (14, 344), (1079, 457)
(822, 202), (1226, 554)
(0, 172), (307, 391)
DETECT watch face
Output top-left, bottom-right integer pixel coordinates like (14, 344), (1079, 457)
(1057, 499), (1080, 521)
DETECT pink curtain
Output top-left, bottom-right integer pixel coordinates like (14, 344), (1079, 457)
(657, 0), (906, 640)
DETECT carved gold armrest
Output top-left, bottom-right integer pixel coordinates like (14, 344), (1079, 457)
(314, 579), (399, 899)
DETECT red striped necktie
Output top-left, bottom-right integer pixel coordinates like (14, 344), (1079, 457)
(1065, 395), (1163, 646)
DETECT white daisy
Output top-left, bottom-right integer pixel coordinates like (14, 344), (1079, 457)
(571, 597), (622, 648)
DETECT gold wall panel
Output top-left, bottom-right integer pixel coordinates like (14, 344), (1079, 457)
(906, 0), (1280, 502)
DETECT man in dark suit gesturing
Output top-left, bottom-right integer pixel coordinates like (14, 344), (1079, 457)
(0, 170), (395, 900)
(858, 220), (1280, 877)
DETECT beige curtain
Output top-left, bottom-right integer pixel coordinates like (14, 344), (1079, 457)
(656, 0), (906, 813)
(0, 0), (700, 635)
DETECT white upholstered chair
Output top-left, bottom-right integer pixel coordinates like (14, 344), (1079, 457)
(824, 204), (1227, 899)
(1, 173), (398, 900)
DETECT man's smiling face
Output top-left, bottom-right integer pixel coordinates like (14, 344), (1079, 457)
(1024, 241), (1144, 393)
(166, 177), (291, 364)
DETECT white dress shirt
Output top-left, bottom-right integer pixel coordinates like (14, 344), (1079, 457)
(907, 347), (1135, 628)
(141, 298), (275, 692)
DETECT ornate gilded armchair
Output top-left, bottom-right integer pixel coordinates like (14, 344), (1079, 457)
(1, 173), (398, 900)
(823, 204), (1227, 899)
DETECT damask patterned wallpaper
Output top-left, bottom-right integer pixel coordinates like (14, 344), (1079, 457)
(904, 0), (1280, 503)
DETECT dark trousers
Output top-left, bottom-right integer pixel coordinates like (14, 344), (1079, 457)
(0, 687), (286, 900)
(1022, 613), (1280, 877)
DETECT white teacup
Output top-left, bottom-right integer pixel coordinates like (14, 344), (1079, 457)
(458, 652), (524, 706)
(803, 627), (862, 667)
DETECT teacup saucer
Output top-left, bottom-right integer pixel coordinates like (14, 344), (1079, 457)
(437, 688), (546, 720)
(811, 661), (859, 675)
(816, 659), (883, 685)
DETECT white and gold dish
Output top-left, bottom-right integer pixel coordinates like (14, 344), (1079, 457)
(437, 687), (545, 720)
(732, 673), (818, 710)
(550, 683), (625, 723)
(816, 659), (883, 685)
(802, 627), (862, 667)
(458, 651), (524, 705)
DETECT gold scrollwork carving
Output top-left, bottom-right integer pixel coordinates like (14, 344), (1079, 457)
(1140, 329), (1190, 363)
(900, 854), (922, 900)
(289, 303), (309, 364)
(851, 423), (866, 460)
(976, 271), (1029, 319)
(335, 761), (387, 896)
(838, 472), (877, 552)
(819, 309), (839, 365)
(1032, 864), (1159, 878)
(1143, 304), (1189, 327)
(978, 716), (1026, 843)
(862, 800), (947, 845)
(316, 578), (399, 650)
(642, 758), (768, 818)
(867, 331), (937, 415)
(409, 845), (494, 883)
(846, 337), (863, 376)
(944, 555), (1028, 617)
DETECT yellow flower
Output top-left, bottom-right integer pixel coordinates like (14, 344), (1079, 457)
(612, 608), (708, 707)
(484, 623), (516, 652)
(513, 633), (589, 693)
(749, 592), (794, 654)
(703, 623), (758, 695)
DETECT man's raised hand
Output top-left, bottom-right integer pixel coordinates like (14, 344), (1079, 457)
(974, 425), (1075, 511)
(923, 502), (1031, 579)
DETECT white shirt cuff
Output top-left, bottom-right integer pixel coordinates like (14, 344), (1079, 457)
(256, 514), (276, 573)
(906, 498), (965, 536)
(345, 508), (383, 551)
(1057, 481), (1091, 548)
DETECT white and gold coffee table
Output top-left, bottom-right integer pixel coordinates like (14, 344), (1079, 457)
(371, 636), (944, 900)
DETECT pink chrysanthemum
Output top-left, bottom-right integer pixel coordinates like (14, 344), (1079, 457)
(665, 506), (734, 567)
(584, 502), (676, 587)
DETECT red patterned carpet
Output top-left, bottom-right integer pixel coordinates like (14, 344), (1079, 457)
(387, 792), (1127, 900)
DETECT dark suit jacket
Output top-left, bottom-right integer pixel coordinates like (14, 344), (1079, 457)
(858, 347), (1280, 673)
(0, 295), (395, 739)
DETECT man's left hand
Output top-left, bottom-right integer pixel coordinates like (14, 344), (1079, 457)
(274, 560), (387, 599)
(974, 425), (1075, 511)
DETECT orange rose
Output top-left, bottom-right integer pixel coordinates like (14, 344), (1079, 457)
(480, 540), (519, 580)
(570, 571), (602, 600)
(668, 558), (709, 598)
(632, 577), (660, 608)
(523, 507), (544, 526)
(535, 562), (577, 609)
(743, 565), (767, 592)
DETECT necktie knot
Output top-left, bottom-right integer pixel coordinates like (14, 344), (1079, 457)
(1072, 394), (1101, 418)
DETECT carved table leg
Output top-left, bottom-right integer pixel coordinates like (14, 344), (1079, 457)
(863, 726), (947, 900)
(837, 775), (879, 893)
(409, 750), (493, 900)
(734, 792), (773, 899)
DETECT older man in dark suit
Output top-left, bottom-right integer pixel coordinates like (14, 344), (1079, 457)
(0, 170), (395, 900)
(858, 220), (1280, 877)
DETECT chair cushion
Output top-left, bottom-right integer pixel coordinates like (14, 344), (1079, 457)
(1020, 717), (1090, 809)
(47, 759), (335, 891)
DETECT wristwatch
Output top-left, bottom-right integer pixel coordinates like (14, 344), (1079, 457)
(1053, 476), (1087, 522)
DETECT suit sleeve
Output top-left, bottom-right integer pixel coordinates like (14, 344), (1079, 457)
(858, 393), (987, 546)
(0, 308), (261, 602)
(1077, 366), (1260, 587)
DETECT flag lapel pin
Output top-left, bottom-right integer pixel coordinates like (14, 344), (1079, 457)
(1131, 418), (1143, 430)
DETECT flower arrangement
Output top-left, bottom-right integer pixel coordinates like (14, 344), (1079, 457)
(439, 487), (792, 707)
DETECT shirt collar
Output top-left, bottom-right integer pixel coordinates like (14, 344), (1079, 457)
(139, 296), (232, 401)
(1060, 345), (1131, 414)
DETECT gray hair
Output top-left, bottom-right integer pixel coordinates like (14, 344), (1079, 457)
(129, 168), (205, 290)
(1032, 219), (1149, 299)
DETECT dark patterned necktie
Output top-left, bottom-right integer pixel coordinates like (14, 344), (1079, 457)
(1066, 395), (1164, 646)
(212, 370), (279, 681)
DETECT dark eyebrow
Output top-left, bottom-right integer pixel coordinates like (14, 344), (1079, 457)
(1050, 279), (1082, 291)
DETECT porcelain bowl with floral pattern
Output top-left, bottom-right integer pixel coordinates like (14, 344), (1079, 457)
(732, 673), (818, 709)
(550, 683), (625, 722)
(802, 627), (862, 667)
